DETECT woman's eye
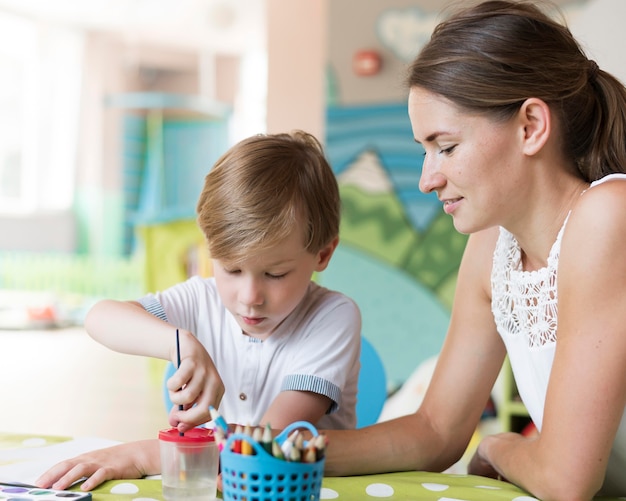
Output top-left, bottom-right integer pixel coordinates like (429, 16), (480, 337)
(439, 145), (457, 155)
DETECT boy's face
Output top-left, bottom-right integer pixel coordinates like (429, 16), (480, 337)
(212, 228), (337, 340)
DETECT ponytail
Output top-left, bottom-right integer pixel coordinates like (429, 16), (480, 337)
(580, 70), (626, 181)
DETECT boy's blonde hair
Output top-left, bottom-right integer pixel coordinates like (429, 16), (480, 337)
(196, 130), (340, 264)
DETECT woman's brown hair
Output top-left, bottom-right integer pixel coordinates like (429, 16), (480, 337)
(407, 0), (626, 181)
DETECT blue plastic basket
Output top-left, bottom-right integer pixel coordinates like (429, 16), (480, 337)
(220, 421), (325, 501)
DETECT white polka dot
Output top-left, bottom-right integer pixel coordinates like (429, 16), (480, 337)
(421, 482), (449, 491)
(21, 437), (47, 447)
(365, 483), (394, 497)
(512, 496), (540, 501)
(110, 482), (140, 494)
(320, 487), (339, 499)
(475, 485), (501, 489)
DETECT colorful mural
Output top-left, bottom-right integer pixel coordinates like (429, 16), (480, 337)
(320, 103), (467, 388)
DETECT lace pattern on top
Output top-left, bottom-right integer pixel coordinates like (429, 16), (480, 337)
(491, 222), (568, 348)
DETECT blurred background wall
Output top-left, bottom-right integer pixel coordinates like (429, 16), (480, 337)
(0, 0), (624, 440)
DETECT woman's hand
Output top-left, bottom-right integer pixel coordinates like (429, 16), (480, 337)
(166, 330), (225, 432)
(35, 440), (159, 491)
(468, 441), (502, 480)
(468, 433), (519, 482)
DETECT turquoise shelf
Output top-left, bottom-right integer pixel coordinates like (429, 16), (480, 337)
(110, 92), (231, 232)
(105, 92), (231, 118)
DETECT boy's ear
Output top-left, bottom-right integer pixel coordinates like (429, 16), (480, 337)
(519, 97), (551, 156)
(315, 236), (339, 272)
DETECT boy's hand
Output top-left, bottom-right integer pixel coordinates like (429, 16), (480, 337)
(166, 330), (225, 432)
(35, 440), (158, 492)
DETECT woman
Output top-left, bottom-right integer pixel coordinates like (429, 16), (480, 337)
(323, 2), (626, 500)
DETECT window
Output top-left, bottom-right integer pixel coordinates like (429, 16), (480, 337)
(0, 11), (83, 215)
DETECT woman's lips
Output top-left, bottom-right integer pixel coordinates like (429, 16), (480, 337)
(443, 197), (462, 214)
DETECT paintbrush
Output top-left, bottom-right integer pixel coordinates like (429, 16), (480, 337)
(176, 328), (184, 437)
(175, 329), (187, 483)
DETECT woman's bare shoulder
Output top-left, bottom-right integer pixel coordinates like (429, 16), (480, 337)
(567, 176), (626, 241)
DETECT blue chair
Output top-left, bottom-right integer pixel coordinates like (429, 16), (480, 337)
(356, 336), (387, 428)
(162, 361), (177, 415)
(163, 336), (387, 428)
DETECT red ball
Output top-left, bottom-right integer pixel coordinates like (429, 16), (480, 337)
(353, 50), (382, 76)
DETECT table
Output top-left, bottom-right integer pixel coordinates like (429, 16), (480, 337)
(1, 433), (622, 500)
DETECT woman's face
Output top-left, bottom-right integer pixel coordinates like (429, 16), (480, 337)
(409, 86), (527, 234)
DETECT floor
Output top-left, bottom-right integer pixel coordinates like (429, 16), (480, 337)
(0, 327), (168, 442)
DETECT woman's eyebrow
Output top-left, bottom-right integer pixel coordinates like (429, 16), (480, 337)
(414, 130), (449, 145)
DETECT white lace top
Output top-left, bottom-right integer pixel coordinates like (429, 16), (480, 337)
(490, 173), (626, 495)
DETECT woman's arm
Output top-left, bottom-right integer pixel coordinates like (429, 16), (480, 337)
(323, 228), (506, 475)
(476, 182), (626, 501)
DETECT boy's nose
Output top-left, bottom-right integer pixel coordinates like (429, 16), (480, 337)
(239, 279), (264, 306)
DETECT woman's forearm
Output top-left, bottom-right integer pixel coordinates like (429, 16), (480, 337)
(481, 433), (603, 501)
(323, 412), (467, 476)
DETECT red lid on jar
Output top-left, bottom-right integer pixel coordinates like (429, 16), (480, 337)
(159, 427), (215, 443)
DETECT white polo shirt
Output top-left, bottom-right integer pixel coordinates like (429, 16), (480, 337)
(139, 276), (361, 429)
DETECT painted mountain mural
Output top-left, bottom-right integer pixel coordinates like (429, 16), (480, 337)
(319, 103), (467, 387)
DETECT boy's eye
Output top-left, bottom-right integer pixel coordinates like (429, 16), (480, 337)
(224, 268), (241, 275)
(266, 272), (287, 279)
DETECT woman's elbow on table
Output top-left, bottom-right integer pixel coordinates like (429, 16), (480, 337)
(522, 464), (604, 501)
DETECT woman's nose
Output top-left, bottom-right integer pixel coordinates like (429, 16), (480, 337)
(418, 156), (446, 194)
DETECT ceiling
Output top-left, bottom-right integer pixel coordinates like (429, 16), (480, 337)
(0, 0), (583, 56)
(0, 0), (265, 54)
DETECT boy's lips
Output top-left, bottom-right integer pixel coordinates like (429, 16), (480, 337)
(242, 316), (265, 325)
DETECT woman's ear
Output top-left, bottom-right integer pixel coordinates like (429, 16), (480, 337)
(519, 97), (551, 156)
(315, 236), (339, 272)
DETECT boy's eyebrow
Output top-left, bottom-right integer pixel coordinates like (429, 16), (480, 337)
(265, 257), (298, 267)
(225, 256), (297, 269)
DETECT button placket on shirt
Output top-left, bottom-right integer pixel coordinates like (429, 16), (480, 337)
(237, 338), (261, 417)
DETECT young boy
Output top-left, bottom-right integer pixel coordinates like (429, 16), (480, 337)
(36, 130), (361, 491)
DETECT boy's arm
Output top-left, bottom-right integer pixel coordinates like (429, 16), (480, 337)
(84, 299), (174, 359)
(260, 391), (333, 429)
(255, 293), (361, 431)
(85, 299), (224, 431)
(35, 439), (160, 491)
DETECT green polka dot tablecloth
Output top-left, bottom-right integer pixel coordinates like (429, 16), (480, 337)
(80, 473), (625, 501)
(1, 433), (624, 500)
